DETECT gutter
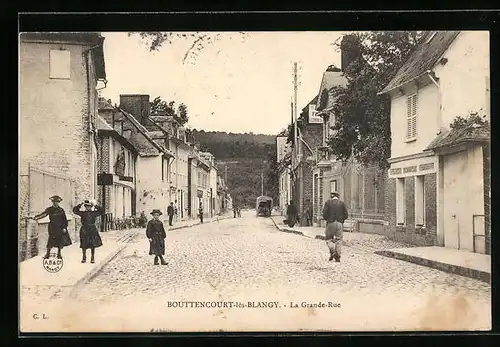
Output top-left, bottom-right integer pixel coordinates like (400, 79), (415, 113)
(427, 70), (443, 135)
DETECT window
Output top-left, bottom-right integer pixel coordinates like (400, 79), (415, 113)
(396, 178), (406, 225)
(330, 180), (338, 194)
(415, 175), (425, 226)
(406, 93), (418, 140)
(49, 49), (71, 79)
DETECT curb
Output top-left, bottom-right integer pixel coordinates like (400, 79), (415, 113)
(375, 250), (491, 284)
(168, 215), (232, 231)
(68, 230), (139, 299)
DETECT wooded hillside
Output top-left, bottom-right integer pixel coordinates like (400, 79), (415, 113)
(191, 130), (278, 208)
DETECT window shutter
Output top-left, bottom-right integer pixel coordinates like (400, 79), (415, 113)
(406, 94), (418, 139)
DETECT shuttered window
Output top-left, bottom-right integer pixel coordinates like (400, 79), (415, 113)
(406, 93), (418, 140)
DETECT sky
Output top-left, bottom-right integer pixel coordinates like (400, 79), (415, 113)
(100, 32), (343, 135)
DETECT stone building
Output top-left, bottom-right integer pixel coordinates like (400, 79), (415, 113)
(380, 31), (490, 252)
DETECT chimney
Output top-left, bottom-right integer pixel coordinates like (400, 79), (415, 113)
(119, 94), (150, 126)
(340, 34), (360, 72)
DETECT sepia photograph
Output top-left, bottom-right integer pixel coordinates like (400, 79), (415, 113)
(19, 29), (491, 332)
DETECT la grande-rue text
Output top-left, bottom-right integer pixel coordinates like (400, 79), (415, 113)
(289, 301), (341, 308)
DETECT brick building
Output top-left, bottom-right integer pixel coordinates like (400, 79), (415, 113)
(380, 31), (490, 252)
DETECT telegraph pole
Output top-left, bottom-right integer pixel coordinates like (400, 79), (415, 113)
(293, 61), (303, 225)
(261, 171), (264, 196)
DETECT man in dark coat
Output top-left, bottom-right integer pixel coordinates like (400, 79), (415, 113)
(322, 191), (349, 262)
(285, 200), (298, 227)
(305, 199), (313, 226)
(167, 202), (175, 226)
(146, 209), (168, 265)
(32, 195), (72, 259)
(199, 202), (204, 223)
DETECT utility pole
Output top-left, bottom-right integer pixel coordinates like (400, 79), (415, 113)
(225, 165), (227, 183)
(293, 61), (303, 225)
(261, 170), (264, 196)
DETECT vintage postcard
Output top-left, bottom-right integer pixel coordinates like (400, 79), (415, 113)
(19, 30), (491, 332)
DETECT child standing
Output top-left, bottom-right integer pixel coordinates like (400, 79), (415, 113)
(146, 209), (168, 265)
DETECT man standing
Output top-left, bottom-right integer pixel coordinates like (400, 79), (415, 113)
(199, 202), (204, 223)
(305, 199), (313, 226)
(167, 202), (175, 226)
(322, 191), (349, 262)
(285, 200), (298, 227)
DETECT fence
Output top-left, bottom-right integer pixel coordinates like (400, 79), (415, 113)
(19, 164), (76, 261)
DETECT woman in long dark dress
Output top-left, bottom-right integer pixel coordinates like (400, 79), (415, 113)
(146, 209), (168, 265)
(73, 200), (104, 264)
(32, 195), (72, 259)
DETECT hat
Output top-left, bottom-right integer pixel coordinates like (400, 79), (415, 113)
(150, 209), (163, 216)
(49, 195), (63, 202)
(83, 200), (93, 206)
(330, 191), (340, 197)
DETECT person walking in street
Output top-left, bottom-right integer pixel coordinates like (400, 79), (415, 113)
(237, 206), (242, 218)
(233, 206), (237, 218)
(138, 211), (147, 228)
(322, 191), (349, 262)
(32, 195), (72, 259)
(305, 199), (313, 226)
(146, 209), (168, 265)
(285, 200), (298, 227)
(73, 200), (104, 264)
(199, 202), (204, 223)
(167, 202), (175, 226)
(174, 200), (179, 223)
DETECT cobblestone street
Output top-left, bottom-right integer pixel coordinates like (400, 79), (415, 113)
(21, 212), (491, 332)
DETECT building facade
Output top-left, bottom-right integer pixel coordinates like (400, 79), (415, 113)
(19, 32), (107, 258)
(20, 32), (107, 205)
(96, 111), (138, 228)
(380, 31), (490, 252)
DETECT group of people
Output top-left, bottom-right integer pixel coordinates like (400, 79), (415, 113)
(31, 196), (105, 263)
(284, 191), (348, 262)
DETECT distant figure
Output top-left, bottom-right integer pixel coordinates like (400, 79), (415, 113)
(138, 211), (148, 228)
(233, 206), (237, 218)
(167, 202), (175, 226)
(174, 200), (179, 222)
(31, 195), (72, 259)
(237, 206), (242, 217)
(73, 200), (105, 264)
(322, 191), (349, 262)
(285, 200), (298, 227)
(199, 203), (204, 223)
(305, 199), (313, 226)
(146, 209), (168, 265)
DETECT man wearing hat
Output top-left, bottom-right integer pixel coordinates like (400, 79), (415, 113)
(32, 195), (72, 259)
(322, 191), (349, 262)
(146, 209), (168, 265)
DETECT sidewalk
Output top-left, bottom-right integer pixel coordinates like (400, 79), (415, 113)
(166, 213), (232, 231)
(20, 213), (233, 298)
(375, 247), (491, 283)
(20, 228), (139, 298)
(270, 216), (491, 283)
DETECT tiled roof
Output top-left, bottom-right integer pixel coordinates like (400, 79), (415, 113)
(380, 31), (460, 94)
(425, 125), (490, 151)
(127, 132), (160, 156)
(98, 97), (114, 110)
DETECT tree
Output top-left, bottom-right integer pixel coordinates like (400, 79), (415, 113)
(327, 31), (425, 169)
(130, 32), (249, 64)
(150, 96), (189, 126)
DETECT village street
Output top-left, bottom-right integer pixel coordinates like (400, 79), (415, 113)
(21, 211), (491, 332)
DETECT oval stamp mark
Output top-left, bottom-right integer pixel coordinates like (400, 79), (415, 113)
(42, 253), (63, 273)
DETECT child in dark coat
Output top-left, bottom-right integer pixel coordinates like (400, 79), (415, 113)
(146, 209), (168, 265)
